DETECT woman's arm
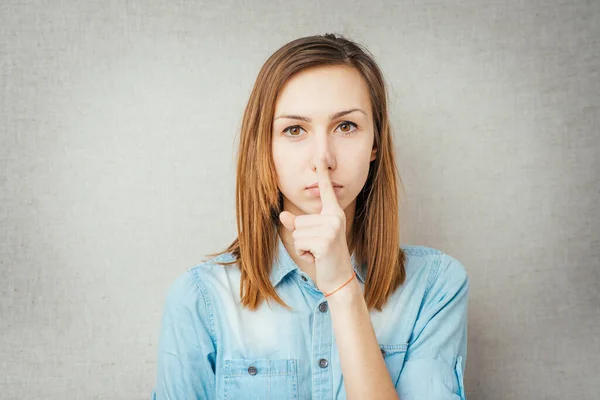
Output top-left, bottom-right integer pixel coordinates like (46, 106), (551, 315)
(328, 253), (470, 400)
(152, 271), (217, 400)
(327, 267), (400, 400)
(396, 254), (469, 399)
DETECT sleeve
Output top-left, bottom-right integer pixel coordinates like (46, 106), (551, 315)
(397, 253), (470, 400)
(151, 270), (218, 400)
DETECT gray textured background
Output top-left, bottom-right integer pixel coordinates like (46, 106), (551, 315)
(1, 0), (599, 399)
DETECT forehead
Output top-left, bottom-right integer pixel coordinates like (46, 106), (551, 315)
(273, 65), (371, 117)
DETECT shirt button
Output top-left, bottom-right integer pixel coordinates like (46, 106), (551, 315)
(318, 358), (329, 368)
(319, 302), (328, 313)
(301, 275), (308, 282)
(380, 349), (386, 357)
(247, 366), (258, 375)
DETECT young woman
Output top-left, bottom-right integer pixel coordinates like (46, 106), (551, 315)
(152, 33), (469, 400)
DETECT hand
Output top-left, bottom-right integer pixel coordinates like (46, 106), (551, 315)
(279, 156), (354, 294)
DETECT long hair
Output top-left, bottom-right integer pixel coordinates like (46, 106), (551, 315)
(204, 33), (406, 312)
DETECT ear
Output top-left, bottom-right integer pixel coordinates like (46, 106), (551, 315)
(370, 146), (377, 162)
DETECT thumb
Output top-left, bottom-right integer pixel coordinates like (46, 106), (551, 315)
(279, 211), (296, 232)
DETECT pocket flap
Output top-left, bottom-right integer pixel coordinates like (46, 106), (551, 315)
(379, 343), (408, 357)
(223, 358), (297, 377)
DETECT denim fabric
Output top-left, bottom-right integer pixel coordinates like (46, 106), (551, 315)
(151, 233), (469, 399)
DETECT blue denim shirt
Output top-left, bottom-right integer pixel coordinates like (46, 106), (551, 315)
(151, 234), (469, 399)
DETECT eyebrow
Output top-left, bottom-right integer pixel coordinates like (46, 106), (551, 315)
(274, 108), (367, 123)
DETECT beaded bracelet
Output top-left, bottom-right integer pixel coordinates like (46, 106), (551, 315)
(324, 271), (357, 297)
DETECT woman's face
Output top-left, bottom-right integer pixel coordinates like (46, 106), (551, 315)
(271, 65), (377, 218)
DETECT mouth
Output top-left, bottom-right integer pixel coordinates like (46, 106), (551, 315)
(306, 186), (343, 196)
(305, 182), (343, 189)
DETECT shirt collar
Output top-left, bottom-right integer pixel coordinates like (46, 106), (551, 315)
(271, 232), (366, 288)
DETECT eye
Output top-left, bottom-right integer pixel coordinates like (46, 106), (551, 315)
(282, 125), (306, 138)
(336, 121), (358, 135)
(282, 121), (358, 140)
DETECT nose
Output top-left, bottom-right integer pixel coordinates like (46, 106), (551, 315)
(311, 129), (336, 171)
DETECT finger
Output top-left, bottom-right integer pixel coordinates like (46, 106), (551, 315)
(299, 251), (315, 264)
(292, 214), (323, 229)
(294, 240), (316, 264)
(291, 226), (323, 239)
(316, 156), (340, 215)
(279, 211), (296, 232)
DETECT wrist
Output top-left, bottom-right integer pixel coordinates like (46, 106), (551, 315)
(323, 273), (361, 304)
(323, 270), (356, 298)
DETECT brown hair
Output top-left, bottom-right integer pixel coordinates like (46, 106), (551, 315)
(204, 33), (406, 312)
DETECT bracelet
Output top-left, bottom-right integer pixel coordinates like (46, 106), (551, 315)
(324, 271), (357, 297)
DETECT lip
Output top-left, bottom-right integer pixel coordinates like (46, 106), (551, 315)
(305, 182), (343, 189)
(306, 186), (343, 196)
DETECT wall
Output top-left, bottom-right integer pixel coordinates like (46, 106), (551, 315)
(1, 0), (598, 398)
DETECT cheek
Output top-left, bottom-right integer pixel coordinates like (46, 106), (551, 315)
(271, 144), (286, 174)
(273, 143), (303, 171)
(344, 145), (373, 186)
(272, 152), (301, 189)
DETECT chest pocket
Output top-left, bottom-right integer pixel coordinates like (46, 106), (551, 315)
(379, 343), (408, 385)
(222, 358), (299, 400)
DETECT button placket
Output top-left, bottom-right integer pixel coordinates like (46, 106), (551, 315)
(311, 292), (333, 398)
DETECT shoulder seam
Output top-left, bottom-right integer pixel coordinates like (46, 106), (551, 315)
(424, 252), (444, 298)
(188, 268), (218, 349)
(401, 244), (442, 257)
